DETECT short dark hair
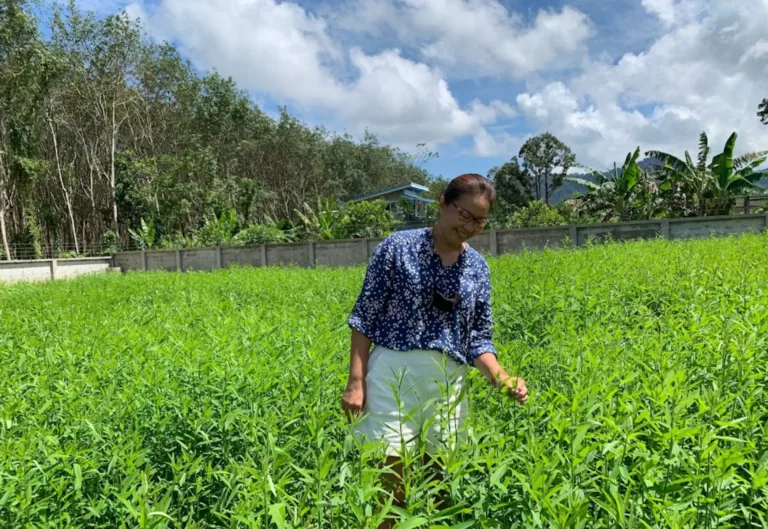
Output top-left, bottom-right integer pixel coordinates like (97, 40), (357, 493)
(441, 173), (496, 206)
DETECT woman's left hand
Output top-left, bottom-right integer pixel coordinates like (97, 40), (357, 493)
(500, 376), (528, 405)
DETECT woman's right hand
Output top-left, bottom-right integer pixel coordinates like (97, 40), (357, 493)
(341, 379), (366, 421)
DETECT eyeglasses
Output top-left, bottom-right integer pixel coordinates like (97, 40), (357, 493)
(452, 203), (488, 228)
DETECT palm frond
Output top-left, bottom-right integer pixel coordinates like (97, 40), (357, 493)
(697, 132), (709, 170)
(564, 177), (602, 192)
(573, 162), (607, 184)
(645, 150), (689, 171)
(734, 151), (768, 171)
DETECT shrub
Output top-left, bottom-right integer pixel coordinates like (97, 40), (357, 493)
(506, 200), (567, 228)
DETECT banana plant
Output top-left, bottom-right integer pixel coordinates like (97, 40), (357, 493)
(647, 132), (767, 216)
(710, 132), (767, 195)
(294, 198), (344, 240)
(565, 147), (658, 221)
(128, 218), (156, 250)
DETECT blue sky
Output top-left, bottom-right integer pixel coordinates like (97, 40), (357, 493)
(74, 0), (768, 179)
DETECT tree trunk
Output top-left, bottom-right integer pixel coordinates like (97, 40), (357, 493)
(0, 188), (9, 261)
(0, 147), (10, 260)
(111, 103), (119, 237)
(49, 116), (79, 254)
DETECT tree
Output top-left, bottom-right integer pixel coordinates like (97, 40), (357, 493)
(0, 1), (438, 256)
(0, 0), (56, 260)
(759, 99), (767, 125)
(488, 156), (533, 217)
(506, 201), (566, 228)
(519, 133), (575, 206)
(647, 132), (767, 216)
(566, 148), (661, 221)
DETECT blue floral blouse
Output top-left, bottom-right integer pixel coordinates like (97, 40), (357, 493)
(348, 228), (496, 365)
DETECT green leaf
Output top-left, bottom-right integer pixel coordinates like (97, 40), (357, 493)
(394, 516), (429, 529)
(269, 503), (289, 529)
(73, 463), (82, 491)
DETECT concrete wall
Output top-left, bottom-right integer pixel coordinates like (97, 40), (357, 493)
(223, 246), (263, 268)
(578, 220), (662, 245)
(111, 213), (768, 274)
(669, 215), (767, 240)
(113, 251), (142, 271)
(497, 226), (571, 253)
(0, 257), (113, 284)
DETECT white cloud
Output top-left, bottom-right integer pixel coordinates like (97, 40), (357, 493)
(472, 128), (523, 157)
(123, 0), (768, 169)
(126, 0), (516, 148)
(641, 0), (705, 27)
(508, 0), (768, 168)
(740, 39), (768, 64)
(336, 0), (594, 78)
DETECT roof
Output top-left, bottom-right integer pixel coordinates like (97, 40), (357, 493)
(402, 191), (435, 203)
(350, 182), (430, 202)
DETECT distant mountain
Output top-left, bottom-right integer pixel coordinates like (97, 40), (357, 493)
(550, 172), (597, 204)
(550, 157), (665, 205)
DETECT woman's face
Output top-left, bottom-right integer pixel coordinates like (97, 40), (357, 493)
(437, 193), (491, 245)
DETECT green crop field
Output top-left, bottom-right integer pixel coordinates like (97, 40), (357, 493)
(2, 233), (768, 528)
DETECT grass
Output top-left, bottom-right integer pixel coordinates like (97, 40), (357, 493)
(1, 233), (768, 528)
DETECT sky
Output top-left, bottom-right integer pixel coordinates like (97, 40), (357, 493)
(77, 0), (768, 179)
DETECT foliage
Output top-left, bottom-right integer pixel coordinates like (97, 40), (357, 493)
(519, 133), (575, 206)
(294, 198), (343, 241)
(100, 230), (118, 255)
(3, 233), (768, 526)
(759, 98), (767, 125)
(338, 200), (396, 239)
(195, 209), (238, 247)
(648, 131), (768, 216)
(488, 156), (533, 225)
(294, 198), (396, 240)
(566, 147), (662, 222)
(232, 223), (295, 245)
(0, 1), (432, 257)
(506, 200), (567, 228)
(127, 217), (156, 250)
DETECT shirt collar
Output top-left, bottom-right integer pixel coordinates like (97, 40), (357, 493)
(423, 228), (467, 270)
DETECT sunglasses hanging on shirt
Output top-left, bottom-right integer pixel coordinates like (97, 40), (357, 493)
(433, 287), (461, 312)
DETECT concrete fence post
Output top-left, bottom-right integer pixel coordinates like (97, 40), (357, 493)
(745, 196), (751, 215)
(490, 229), (498, 257)
(764, 212), (768, 229)
(661, 219), (671, 239)
(50, 259), (58, 280)
(261, 244), (267, 267)
(141, 251), (148, 271)
(569, 225), (579, 247)
(361, 238), (369, 263)
(215, 245), (223, 270)
(308, 241), (315, 268)
(175, 249), (182, 272)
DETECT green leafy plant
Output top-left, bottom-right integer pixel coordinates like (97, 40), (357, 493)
(3, 229), (768, 527)
(506, 200), (567, 227)
(295, 198), (343, 240)
(648, 131), (768, 216)
(232, 223), (296, 245)
(101, 230), (118, 255)
(128, 218), (156, 250)
(196, 209), (238, 247)
(566, 147), (662, 221)
(339, 200), (395, 239)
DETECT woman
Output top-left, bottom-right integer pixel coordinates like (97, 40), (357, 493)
(341, 174), (528, 517)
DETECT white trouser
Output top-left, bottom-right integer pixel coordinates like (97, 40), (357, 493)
(354, 345), (468, 457)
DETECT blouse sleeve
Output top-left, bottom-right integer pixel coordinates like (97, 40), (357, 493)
(347, 237), (396, 339)
(468, 263), (497, 363)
